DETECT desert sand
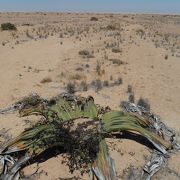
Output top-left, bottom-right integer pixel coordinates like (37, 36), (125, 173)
(0, 12), (180, 179)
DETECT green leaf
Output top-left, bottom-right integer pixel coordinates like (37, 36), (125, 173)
(101, 111), (172, 154)
(1, 123), (64, 157)
(49, 97), (98, 121)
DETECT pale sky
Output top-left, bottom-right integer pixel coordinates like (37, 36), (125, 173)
(0, 0), (179, 14)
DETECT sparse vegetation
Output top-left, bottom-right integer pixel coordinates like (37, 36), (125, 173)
(114, 77), (123, 85)
(105, 24), (117, 31)
(165, 54), (168, 60)
(109, 59), (124, 65)
(79, 50), (90, 56)
(112, 47), (122, 53)
(128, 93), (135, 103)
(91, 79), (102, 92)
(1, 23), (17, 31)
(96, 61), (105, 75)
(127, 85), (133, 93)
(103, 80), (109, 87)
(40, 77), (52, 83)
(137, 97), (150, 111)
(70, 73), (82, 80)
(79, 81), (88, 91)
(136, 28), (145, 38)
(90, 17), (98, 21)
(79, 50), (94, 58)
(0, 13), (179, 180)
(66, 82), (76, 94)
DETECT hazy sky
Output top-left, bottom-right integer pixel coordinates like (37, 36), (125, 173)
(0, 0), (179, 14)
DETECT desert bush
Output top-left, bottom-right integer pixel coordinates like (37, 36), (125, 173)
(86, 54), (95, 58)
(59, 33), (63, 38)
(66, 82), (76, 94)
(75, 66), (84, 71)
(106, 24), (117, 31)
(79, 50), (94, 58)
(91, 79), (102, 92)
(2, 42), (6, 46)
(112, 47), (122, 53)
(114, 77), (123, 85)
(85, 64), (90, 68)
(137, 98), (150, 111)
(79, 81), (88, 91)
(40, 77), (52, 83)
(96, 61), (101, 76)
(109, 59), (124, 66)
(103, 80), (109, 87)
(123, 15), (129, 18)
(78, 49), (86, 55)
(128, 93), (135, 103)
(127, 85), (133, 93)
(164, 55), (168, 60)
(70, 73), (82, 80)
(1, 23), (17, 31)
(136, 29), (145, 38)
(90, 17), (98, 21)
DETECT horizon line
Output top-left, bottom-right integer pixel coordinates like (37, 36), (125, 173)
(0, 11), (180, 15)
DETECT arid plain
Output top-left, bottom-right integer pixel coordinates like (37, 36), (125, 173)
(0, 13), (180, 179)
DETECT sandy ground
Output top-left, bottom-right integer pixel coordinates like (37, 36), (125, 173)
(0, 13), (180, 179)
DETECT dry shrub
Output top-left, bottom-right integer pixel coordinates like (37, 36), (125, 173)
(109, 59), (124, 66)
(90, 17), (98, 21)
(1, 23), (17, 31)
(79, 81), (88, 91)
(137, 98), (150, 111)
(70, 74), (83, 80)
(103, 80), (109, 87)
(105, 24), (117, 31)
(79, 50), (94, 58)
(91, 79), (102, 92)
(112, 48), (122, 53)
(79, 50), (90, 56)
(114, 77), (123, 85)
(127, 85), (133, 93)
(40, 77), (52, 83)
(66, 82), (76, 94)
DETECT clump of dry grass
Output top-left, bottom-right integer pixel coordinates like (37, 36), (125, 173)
(112, 47), (122, 53)
(127, 85), (133, 93)
(96, 61), (105, 76)
(113, 77), (123, 85)
(136, 28), (145, 38)
(91, 79), (102, 92)
(40, 77), (52, 83)
(69, 73), (83, 80)
(137, 98), (150, 111)
(103, 80), (109, 87)
(66, 82), (76, 94)
(90, 17), (98, 21)
(109, 59), (124, 66)
(128, 94), (135, 103)
(79, 81), (88, 91)
(165, 55), (168, 60)
(105, 24), (117, 31)
(1, 23), (17, 31)
(79, 50), (94, 58)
